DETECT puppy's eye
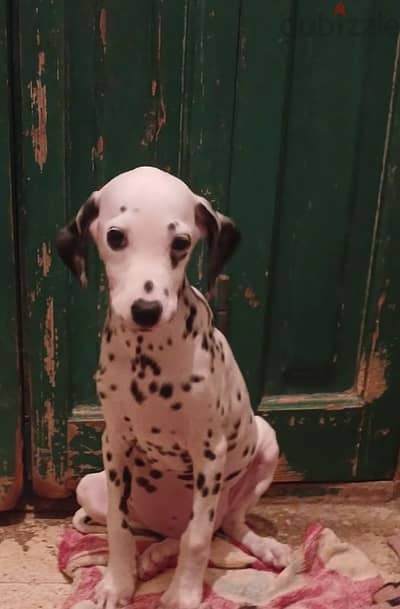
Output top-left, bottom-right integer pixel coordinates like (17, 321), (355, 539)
(107, 227), (127, 250)
(171, 235), (191, 251)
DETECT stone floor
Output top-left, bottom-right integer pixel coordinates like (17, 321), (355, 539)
(0, 496), (399, 609)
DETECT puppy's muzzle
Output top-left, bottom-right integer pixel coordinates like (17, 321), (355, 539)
(131, 299), (162, 329)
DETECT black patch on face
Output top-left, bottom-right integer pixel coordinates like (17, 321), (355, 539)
(201, 486), (209, 497)
(151, 427), (161, 434)
(149, 381), (158, 393)
(134, 457), (145, 467)
(108, 353), (115, 362)
(225, 470), (241, 481)
(212, 483), (220, 495)
(119, 466), (132, 514)
(108, 469), (117, 482)
(144, 280), (154, 294)
(149, 469), (163, 479)
(106, 451), (112, 462)
(130, 380), (145, 404)
(204, 449), (216, 461)
(136, 476), (157, 493)
(196, 473), (205, 489)
(209, 509), (215, 522)
(171, 402), (182, 410)
(159, 383), (173, 399)
(185, 305), (197, 334)
(181, 383), (191, 392)
(190, 374), (204, 383)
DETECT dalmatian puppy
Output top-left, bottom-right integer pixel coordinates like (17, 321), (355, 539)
(56, 167), (290, 609)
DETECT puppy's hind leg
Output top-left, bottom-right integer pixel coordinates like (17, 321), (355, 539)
(221, 417), (291, 569)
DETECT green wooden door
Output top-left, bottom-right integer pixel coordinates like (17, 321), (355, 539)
(13, 1), (400, 497)
(0, 1), (23, 510)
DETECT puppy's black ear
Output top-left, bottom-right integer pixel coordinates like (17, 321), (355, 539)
(56, 192), (100, 287)
(195, 197), (241, 293)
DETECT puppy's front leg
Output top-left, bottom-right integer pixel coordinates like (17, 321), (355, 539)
(161, 436), (227, 609)
(95, 429), (136, 609)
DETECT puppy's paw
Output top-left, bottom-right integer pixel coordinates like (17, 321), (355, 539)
(258, 538), (292, 569)
(94, 568), (135, 609)
(138, 539), (179, 581)
(159, 583), (202, 609)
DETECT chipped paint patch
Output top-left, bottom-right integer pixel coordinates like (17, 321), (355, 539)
(91, 136), (104, 170)
(274, 454), (305, 482)
(99, 8), (107, 51)
(244, 287), (260, 308)
(37, 241), (52, 277)
(364, 349), (388, 403)
(43, 297), (56, 387)
(29, 53), (47, 171)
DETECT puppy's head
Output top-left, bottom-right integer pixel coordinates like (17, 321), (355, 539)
(56, 167), (240, 331)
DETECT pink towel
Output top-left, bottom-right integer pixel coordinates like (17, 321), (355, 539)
(58, 514), (383, 609)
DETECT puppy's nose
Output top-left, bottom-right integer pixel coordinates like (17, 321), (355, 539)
(131, 299), (162, 328)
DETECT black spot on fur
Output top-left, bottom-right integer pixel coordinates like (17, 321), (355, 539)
(204, 449), (216, 461)
(208, 429), (213, 438)
(149, 469), (163, 479)
(125, 446), (133, 458)
(181, 383), (191, 392)
(140, 354), (161, 376)
(215, 472), (222, 481)
(149, 381), (158, 393)
(202, 335), (209, 351)
(108, 469), (117, 482)
(190, 374), (204, 383)
(185, 305), (197, 334)
(124, 416), (131, 422)
(108, 353), (115, 362)
(136, 346), (141, 355)
(237, 391), (242, 401)
(234, 419), (241, 430)
(105, 327), (112, 342)
(228, 443), (237, 452)
(136, 476), (157, 493)
(121, 519), (128, 529)
(177, 473), (193, 481)
(110, 384), (117, 391)
(144, 280), (154, 294)
(119, 466), (132, 514)
(134, 457), (145, 467)
(201, 486), (209, 497)
(106, 451), (112, 462)
(159, 383), (173, 399)
(171, 402), (182, 410)
(149, 343), (153, 350)
(120, 205), (127, 212)
(151, 427), (161, 434)
(167, 337), (173, 346)
(212, 483), (221, 495)
(209, 509), (215, 522)
(243, 446), (249, 457)
(225, 470), (241, 481)
(125, 340), (131, 348)
(130, 380), (145, 404)
(137, 335), (144, 344)
(197, 473), (205, 489)
(99, 391), (106, 400)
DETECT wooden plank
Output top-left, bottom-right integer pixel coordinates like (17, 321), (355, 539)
(18, 0), (69, 497)
(228, 0), (294, 403)
(0, 0), (23, 510)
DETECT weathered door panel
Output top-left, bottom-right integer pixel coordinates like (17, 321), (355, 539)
(228, 0), (400, 481)
(16, 1), (400, 493)
(0, 1), (23, 511)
